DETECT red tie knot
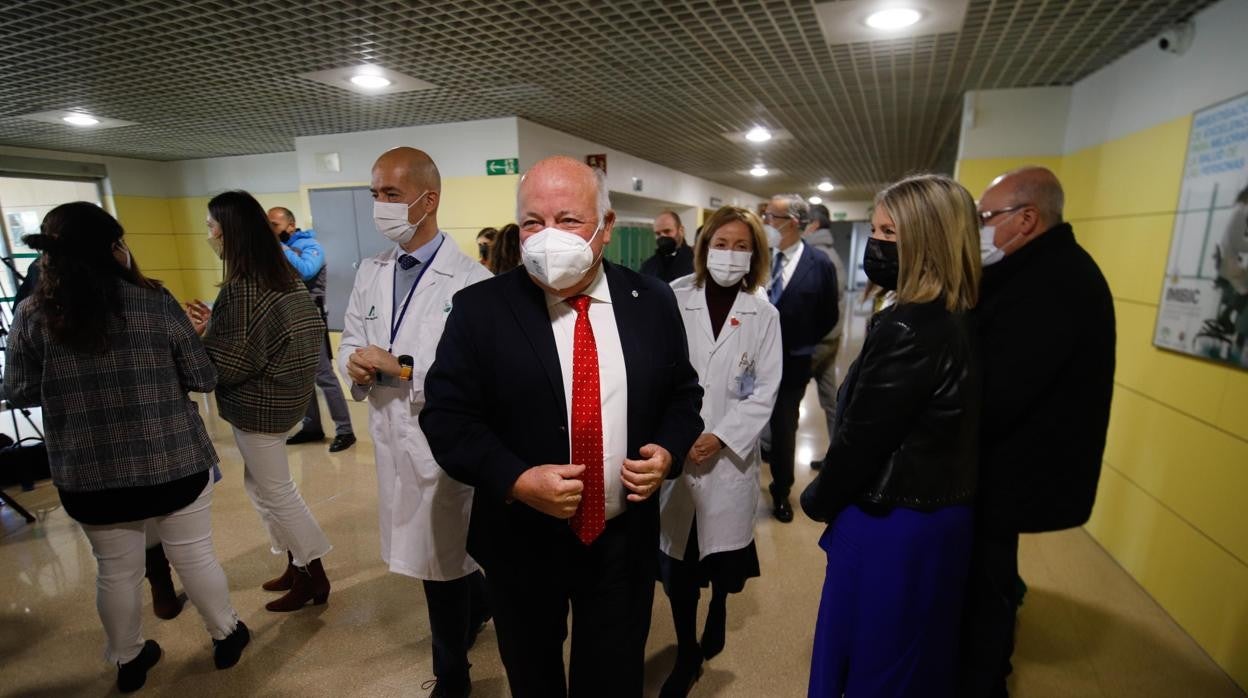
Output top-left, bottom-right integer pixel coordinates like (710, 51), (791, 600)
(567, 294), (592, 314)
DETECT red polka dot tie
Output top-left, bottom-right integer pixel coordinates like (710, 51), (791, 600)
(567, 294), (605, 545)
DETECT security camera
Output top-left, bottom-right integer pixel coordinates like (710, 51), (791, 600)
(1158, 20), (1193, 55)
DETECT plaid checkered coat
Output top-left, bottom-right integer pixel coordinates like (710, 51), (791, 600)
(4, 283), (218, 492)
(203, 275), (323, 434)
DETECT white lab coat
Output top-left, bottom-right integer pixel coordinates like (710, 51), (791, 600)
(659, 282), (782, 560)
(338, 238), (492, 580)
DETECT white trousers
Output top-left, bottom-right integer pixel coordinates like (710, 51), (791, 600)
(232, 427), (332, 567)
(80, 480), (240, 665)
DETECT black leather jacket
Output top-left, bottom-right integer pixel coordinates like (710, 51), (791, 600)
(801, 299), (979, 522)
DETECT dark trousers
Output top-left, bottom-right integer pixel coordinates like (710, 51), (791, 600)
(768, 365), (811, 499)
(956, 529), (1020, 698)
(482, 511), (656, 698)
(301, 340), (353, 436)
(422, 570), (489, 689)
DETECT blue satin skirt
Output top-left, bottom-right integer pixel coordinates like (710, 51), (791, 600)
(808, 503), (974, 698)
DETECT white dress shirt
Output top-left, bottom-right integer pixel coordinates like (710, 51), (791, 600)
(772, 238), (805, 294)
(544, 264), (628, 520)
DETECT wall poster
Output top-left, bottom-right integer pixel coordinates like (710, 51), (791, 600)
(1154, 91), (1248, 369)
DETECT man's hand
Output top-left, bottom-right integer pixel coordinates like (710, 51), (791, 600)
(622, 443), (672, 502)
(509, 464), (586, 519)
(348, 345), (401, 386)
(185, 300), (211, 336)
(686, 433), (723, 466)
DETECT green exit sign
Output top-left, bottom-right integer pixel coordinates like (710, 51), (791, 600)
(833, 211), (848, 220)
(486, 158), (519, 175)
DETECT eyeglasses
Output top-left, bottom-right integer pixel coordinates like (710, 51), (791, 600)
(761, 212), (792, 222)
(978, 204), (1031, 225)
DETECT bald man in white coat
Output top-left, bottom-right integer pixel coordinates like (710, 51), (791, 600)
(340, 147), (491, 698)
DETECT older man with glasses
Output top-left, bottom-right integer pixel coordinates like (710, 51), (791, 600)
(760, 193), (840, 522)
(958, 166), (1116, 697)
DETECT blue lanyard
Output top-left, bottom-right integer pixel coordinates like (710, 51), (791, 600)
(389, 238), (443, 351)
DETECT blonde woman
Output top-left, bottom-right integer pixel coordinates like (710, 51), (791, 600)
(801, 174), (982, 697)
(658, 207), (781, 696)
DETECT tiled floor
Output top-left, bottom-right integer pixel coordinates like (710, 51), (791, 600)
(1, 335), (1244, 696)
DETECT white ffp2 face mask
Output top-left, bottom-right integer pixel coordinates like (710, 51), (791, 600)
(706, 249), (752, 287)
(373, 191), (430, 246)
(521, 223), (604, 290)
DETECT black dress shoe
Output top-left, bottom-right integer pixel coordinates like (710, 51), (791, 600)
(213, 621), (250, 669)
(117, 640), (162, 694)
(328, 434), (357, 453)
(772, 496), (794, 523)
(286, 430), (325, 445)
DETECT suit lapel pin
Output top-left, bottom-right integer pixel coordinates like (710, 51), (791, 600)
(730, 316), (740, 326)
(631, 290), (639, 298)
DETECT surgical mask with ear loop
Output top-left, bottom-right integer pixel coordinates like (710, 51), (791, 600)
(114, 241), (132, 270)
(373, 191), (431, 246)
(980, 210), (1024, 266)
(521, 221), (605, 291)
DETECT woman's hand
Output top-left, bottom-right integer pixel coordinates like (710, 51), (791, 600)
(687, 433), (724, 466)
(185, 300), (211, 336)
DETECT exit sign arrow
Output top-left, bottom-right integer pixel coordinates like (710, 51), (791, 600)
(486, 158), (519, 175)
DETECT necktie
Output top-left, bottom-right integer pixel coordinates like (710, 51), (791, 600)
(398, 254), (419, 270)
(566, 294), (605, 545)
(769, 251), (786, 304)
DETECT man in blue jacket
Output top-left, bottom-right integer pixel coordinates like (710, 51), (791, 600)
(268, 207), (356, 452)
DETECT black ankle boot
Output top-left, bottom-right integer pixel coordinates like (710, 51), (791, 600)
(117, 640), (162, 693)
(213, 621), (250, 669)
(701, 597), (727, 660)
(659, 651), (703, 698)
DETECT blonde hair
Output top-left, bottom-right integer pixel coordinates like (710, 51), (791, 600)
(875, 174), (980, 312)
(692, 206), (771, 293)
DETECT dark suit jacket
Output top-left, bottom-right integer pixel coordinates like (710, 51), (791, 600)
(639, 244), (694, 283)
(977, 224), (1115, 533)
(775, 244), (840, 383)
(420, 262), (704, 569)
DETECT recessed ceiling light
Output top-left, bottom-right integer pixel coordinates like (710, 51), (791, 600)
(745, 127), (772, 143)
(865, 8), (922, 30)
(62, 114), (100, 127)
(817, 181), (835, 192)
(750, 165), (768, 177)
(350, 74), (392, 89)
(809, 196), (823, 205)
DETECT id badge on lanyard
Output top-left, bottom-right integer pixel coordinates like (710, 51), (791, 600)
(389, 239), (442, 353)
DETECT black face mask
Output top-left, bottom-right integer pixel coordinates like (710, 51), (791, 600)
(478, 243), (489, 260)
(279, 232), (291, 243)
(656, 236), (677, 255)
(863, 238), (899, 290)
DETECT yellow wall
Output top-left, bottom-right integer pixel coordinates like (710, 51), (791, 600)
(300, 173), (521, 260)
(959, 117), (1248, 690)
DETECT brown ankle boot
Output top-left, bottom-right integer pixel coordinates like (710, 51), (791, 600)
(145, 544), (184, 620)
(262, 551), (297, 592)
(265, 558), (330, 612)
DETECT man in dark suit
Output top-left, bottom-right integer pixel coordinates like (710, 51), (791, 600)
(763, 193), (840, 522)
(420, 156), (704, 698)
(957, 167), (1115, 697)
(639, 210), (694, 283)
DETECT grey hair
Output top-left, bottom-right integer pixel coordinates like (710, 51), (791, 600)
(776, 193), (810, 224)
(515, 165), (613, 222)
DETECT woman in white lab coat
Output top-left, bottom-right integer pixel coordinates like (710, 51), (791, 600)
(658, 206), (782, 697)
